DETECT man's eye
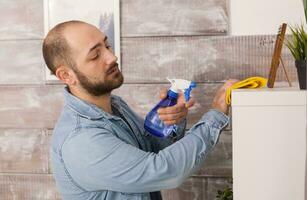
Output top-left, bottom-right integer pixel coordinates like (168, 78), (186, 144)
(92, 54), (99, 60)
(106, 45), (111, 49)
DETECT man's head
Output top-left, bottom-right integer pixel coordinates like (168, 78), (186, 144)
(42, 20), (123, 96)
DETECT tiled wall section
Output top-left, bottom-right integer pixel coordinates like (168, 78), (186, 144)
(0, 0), (297, 199)
(120, 0), (228, 37)
(0, 0), (44, 40)
(0, 40), (45, 84)
(121, 36), (296, 83)
(0, 174), (60, 200)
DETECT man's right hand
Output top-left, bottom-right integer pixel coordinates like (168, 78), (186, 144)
(211, 79), (239, 115)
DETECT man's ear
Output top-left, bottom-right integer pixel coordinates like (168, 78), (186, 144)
(55, 66), (77, 85)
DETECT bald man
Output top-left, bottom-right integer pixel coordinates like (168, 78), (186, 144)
(43, 20), (236, 200)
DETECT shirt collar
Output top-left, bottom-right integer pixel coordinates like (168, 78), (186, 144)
(63, 86), (122, 120)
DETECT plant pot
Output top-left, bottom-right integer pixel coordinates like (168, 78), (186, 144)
(295, 60), (307, 89)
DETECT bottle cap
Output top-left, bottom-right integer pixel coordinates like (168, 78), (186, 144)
(167, 78), (197, 101)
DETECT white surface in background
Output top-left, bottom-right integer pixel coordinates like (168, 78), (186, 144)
(232, 88), (307, 200)
(230, 0), (305, 35)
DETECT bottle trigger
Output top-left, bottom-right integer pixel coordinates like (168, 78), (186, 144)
(184, 81), (196, 101)
(184, 90), (191, 101)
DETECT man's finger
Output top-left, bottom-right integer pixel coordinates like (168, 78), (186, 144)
(163, 120), (177, 126)
(163, 117), (186, 125)
(159, 110), (187, 121)
(159, 88), (168, 100)
(224, 79), (240, 88)
(158, 103), (185, 114)
(185, 98), (195, 108)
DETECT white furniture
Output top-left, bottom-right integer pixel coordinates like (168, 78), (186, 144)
(232, 87), (307, 200)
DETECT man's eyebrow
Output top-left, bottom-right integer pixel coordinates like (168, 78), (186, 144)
(88, 43), (101, 54)
(88, 36), (108, 54)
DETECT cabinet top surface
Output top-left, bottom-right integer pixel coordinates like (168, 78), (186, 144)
(232, 86), (307, 106)
(232, 85), (305, 92)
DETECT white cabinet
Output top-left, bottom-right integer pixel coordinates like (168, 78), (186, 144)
(232, 87), (307, 200)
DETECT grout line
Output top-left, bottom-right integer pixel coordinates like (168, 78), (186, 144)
(120, 33), (228, 39)
(191, 175), (233, 179)
(0, 172), (53, 175)
(0, 38), (43, 41)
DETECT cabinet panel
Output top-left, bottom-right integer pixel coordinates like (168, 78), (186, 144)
(232, 88), (307, 200)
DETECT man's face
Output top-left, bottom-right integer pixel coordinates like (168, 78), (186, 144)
(65, 23), (123, 96)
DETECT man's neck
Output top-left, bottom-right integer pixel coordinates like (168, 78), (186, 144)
(69, 87), (112, 114)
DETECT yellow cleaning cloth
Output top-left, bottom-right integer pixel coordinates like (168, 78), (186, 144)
(226, 77), (268, 105)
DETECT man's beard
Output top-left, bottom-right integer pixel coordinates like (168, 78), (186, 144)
(73, 65), (124, 96)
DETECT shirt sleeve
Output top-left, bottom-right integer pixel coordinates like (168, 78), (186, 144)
(62, 109), (229, 193)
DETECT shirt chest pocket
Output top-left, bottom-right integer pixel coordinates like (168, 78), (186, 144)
(111, 122), (141, 148)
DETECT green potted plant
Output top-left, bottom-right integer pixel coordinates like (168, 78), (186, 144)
(216, 186), (233, 200)
(286, 25), (307, 89)
(285, 0), (307, 89)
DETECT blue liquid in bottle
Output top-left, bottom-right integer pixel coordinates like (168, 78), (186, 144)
(144, 90), (178, 138)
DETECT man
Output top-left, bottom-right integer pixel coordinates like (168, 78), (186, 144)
(43, 20), (237, 200)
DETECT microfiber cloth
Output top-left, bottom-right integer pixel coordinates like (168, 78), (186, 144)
(226, 76), (268, 105)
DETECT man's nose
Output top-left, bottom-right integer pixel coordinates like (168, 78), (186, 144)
(105, 50), (118, 65)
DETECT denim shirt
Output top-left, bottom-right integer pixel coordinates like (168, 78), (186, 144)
(51, 87), (229, 200)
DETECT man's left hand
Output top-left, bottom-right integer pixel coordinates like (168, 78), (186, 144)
(157, 89), (195, 125)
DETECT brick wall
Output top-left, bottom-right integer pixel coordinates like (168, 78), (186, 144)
(0, 0), (297, 199)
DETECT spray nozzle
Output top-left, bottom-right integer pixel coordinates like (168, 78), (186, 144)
(167, 78), (197, 101)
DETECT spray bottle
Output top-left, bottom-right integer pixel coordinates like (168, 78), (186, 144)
(144, 78), (196, 138)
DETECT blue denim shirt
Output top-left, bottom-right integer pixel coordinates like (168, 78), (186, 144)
(51, 87), (229, 200)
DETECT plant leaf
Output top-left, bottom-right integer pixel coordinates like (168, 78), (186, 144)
(286, 24), (307, 60)
(303, 0), (307, 23)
